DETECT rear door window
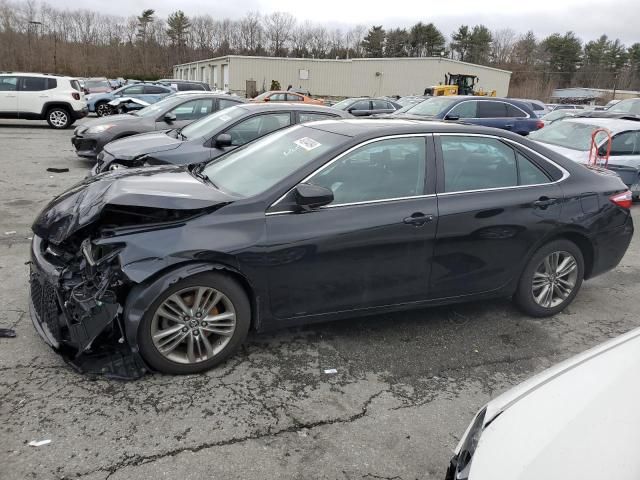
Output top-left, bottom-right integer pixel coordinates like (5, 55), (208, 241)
(269, 93), (287, 101)
(506, 103), (528, 117)
(441, 136), (550, 192)
(20, 77), (48, 91)
(286, 93), (303, 101)
(144, 85), (169, 94)
(478, 101), (508, 118)
(372, 100), (390, 110)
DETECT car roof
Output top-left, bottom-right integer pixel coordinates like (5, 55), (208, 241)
(236, 102), (346, 114)
(559, 117), (640, 133)
(305, 118), (522, 138)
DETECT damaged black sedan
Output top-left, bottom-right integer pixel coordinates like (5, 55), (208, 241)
(30, 120), (634, 376)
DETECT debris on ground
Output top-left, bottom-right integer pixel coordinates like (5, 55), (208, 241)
(4, 231), (16, 235)
(323, 368), (338, 374)
(0, 328), (16, 338)
(28, 439), (51, 447)
(46, 167), (70, 173)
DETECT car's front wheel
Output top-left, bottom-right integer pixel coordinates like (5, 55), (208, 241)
(137, 272), (251, 374)
(514, 239), (584, 317)
(95, 102), (111, 117)
(46, 107), (72, 129)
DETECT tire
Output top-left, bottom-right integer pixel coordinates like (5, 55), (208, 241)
(137, 272), (251, 374)
(46, 107), (72, 129)
(514, 239), (584, 317)
(95, 102), (111, 117)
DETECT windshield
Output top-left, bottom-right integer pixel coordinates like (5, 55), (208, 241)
(133, 96), (180, 117)
(396, 97), (422, 107)
(86, 80), (110, 88)
(404, 97), (458, 116)
(609, 100), (640, 115)
(202, 125), (348, 197)
(181, 105), (246, 139)
(529, 121), (609, 150)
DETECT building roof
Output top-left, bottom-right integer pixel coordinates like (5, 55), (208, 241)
(174, 55), (512, 75)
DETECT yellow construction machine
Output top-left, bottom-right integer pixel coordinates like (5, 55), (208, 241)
(424, 73), (497, 97)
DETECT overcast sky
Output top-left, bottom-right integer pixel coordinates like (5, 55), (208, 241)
(51, 0), (638, 44)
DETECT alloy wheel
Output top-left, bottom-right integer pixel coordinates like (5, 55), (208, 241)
(49, 110), (68, 128)
(150, 286), (237, 364)
(96, 103), (111, 116)
(531, 251), (578, 308)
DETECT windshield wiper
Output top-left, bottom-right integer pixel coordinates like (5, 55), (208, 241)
(190, 164), (217, 188)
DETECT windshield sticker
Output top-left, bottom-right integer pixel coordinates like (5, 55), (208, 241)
(294, 137), (321, 151)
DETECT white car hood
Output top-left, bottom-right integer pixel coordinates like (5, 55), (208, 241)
(469, 327), (640, 480)
(534, 141), (590, 163)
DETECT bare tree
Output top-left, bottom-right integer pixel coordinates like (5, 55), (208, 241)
(263, 11), (294, 56)
(492, 28), (516, 65)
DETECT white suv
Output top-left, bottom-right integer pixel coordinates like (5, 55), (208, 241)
(0, 72), (88, 129)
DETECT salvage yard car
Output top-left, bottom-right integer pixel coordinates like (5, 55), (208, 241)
(92, 103), (350, 174)
(29, 119), (633, 376)
(528, 117), (640, 197)
(446, 326), (640, 480)
(390, 96), (544, 135)
(332, 97), (401, 116)
(88, 83), (174, 117)
(251, 90), (324, 105)
(72, 92), (245, 157)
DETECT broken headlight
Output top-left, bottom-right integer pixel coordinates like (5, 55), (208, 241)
(449, 408), (486, 480)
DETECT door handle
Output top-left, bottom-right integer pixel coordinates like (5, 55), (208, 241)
(504, 123), (514, 129)
(403, 213), (434, 226)
(533, 197), (558, 209)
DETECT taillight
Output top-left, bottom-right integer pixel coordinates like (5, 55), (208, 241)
(72, 92), (80, 100)
(610, 190), (632, 209)
(536, 120), (544, 130)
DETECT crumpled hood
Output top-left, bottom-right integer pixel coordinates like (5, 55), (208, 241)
(103, 131), (183, 160)
(32, 166), (234, 244)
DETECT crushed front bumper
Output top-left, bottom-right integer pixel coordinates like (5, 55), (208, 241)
(29, 235), (147, 379)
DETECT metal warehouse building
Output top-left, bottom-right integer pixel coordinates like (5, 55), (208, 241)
(173, 55), (511, 98)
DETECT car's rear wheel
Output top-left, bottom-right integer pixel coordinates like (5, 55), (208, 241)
(46, 107), (72, 129)
(95, 102), (111, 117)
(514, 239), (584, 317)
(137, 272), (250, 374)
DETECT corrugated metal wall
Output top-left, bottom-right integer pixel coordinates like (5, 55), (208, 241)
(174, 56), (511, 98)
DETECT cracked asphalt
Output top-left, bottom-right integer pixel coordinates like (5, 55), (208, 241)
(1, 118), (640, 480)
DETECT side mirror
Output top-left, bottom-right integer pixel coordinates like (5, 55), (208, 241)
(294, 183), (334, 211)
(444, 114), (460, 121)
(214, 133), (233, 148)
(263, 97), (270, 102)
(164, 112), (177, 123)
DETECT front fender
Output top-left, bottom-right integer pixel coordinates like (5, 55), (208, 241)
(122, 261), (253, 351)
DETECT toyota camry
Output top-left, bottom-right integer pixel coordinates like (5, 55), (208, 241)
(29, 119), (633, 377)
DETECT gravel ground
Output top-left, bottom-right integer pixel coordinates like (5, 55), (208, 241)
(1, 118), (639, 480)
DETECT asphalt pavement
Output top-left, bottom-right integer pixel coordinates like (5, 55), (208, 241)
(1, 118), (640, 480)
